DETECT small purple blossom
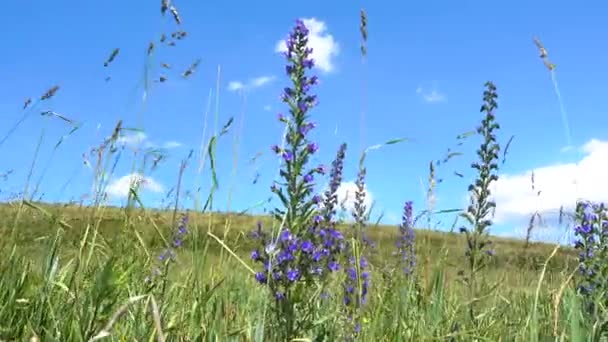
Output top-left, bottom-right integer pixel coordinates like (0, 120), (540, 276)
(300, 240), (314, 253)
(287, 268), (300, 282)
(255, 272), (268, 284)
(307, 142), (319, 154)
(328, 260), (340, 272)
(282, 151), (293, 162)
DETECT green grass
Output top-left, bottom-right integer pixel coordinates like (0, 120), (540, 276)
(0, 202), (588, 341)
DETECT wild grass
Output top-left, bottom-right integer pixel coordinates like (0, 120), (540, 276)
(0, 4), (602, 342)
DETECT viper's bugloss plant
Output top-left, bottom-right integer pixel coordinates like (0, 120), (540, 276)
(269, 19), (323, 231)
(396, 201), (416, 276)
(459, 81), (501, 321)
(145, 212), (189, 285)
(249, 19), (350, 339)
(573, 200), (608, 318)
(340, 164), (373, 338)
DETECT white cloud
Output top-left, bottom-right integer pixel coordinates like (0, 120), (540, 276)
(117, 132), (147, 146)
(163, 141), (182, 149)
(106, 173), (164, 199)
(250, 76), (275, 88)
(115, 132), (182, 150)
(275, 18), (339, 73)
(416, 85), (446, 103)
(228, 76), (275, 92)
(335, 181), (373, 214)
(490, 139), (608, 224)
(227, 81), (245, 92)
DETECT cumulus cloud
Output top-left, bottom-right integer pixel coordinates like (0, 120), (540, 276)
(228, 76), (275, 92)
(275, 18), (339, 73)
(416, 85), (446, 103)
(106, 173), (164, 199)
(491, 138), (608, 224)
(334, 181), (374, 214)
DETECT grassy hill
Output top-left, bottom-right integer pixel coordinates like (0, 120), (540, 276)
(0, 200), (583, 340)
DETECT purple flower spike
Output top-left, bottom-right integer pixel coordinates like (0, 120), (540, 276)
(396, 201), (416, 276)
(146, 213), (189, 285)
(573, 200), (608, 314)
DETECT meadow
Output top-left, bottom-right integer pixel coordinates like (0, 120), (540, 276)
(0, 4), (606, 342)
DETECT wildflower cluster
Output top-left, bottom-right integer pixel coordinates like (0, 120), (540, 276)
(250, 141), (351, 300)
(573, 200), (608, 314)
(145, 212), (189, 284)
(396, 201), (416, 276)
(250, 221), (345, 299)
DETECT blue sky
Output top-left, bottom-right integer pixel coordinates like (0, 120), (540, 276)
(2, 0), (608, 243)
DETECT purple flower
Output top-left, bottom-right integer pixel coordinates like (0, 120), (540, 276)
(285, 65), (294, 76)
(279, 229), (294, 242)
(282, 151), (293, 162)
(307, 142), (318, 153)
(287, 268), (300, 282)
(302, 58), (314, 69)
(298, 101), (308, 112)
(304, 173), (314, 183)
(300, 240), (314, 253)
(255, 272), (268, 284)
(328, 261), (340, 272)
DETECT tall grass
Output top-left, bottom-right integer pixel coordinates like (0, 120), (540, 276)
(0, 4), (603, 342)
